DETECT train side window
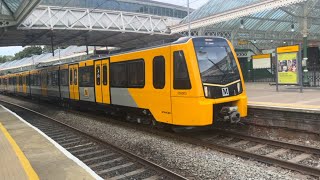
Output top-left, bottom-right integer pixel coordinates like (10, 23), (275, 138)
(26, 75), (29, 86)
(96, 65), (101, 85)
(79, 66), (94, 87)
(103, 65), (107, 85)
(127, 60), (144, 88)
(19, 76), (22, 85)
(153, 56), (165, 89)
(110, 63), (127, 87)
(60, 70), (68, 86)
(74, 69), (77, 85)
(173, 51), (191, 89)
(69, 69), (73, 85)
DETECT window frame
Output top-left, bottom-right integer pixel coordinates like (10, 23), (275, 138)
(173, 50), (191, 90)
(110, 59), (145, 88)
(153, 56), (165, 89)
(103, 64), (108, 85)
(79, 66), (94, 87)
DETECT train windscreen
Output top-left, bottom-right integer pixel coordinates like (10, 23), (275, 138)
(193, 38), (240, 85)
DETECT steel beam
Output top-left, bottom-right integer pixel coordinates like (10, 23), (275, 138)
(19, 6), (179, 35)
(170, 0), (307, 34)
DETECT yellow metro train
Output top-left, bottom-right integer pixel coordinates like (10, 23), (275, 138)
(0, 37), (247, 126)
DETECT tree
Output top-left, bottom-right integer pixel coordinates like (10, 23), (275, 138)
(13, 46), (43, 60)
(0, 55), (13, 63)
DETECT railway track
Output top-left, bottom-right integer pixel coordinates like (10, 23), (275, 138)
(1, 96), (320, 177)
(182, 129), (320, 177)
(0, 100), (187, 180)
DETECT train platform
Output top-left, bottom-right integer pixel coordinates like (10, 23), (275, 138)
(0, 105), (99, 180)
(246, 82), (320, 113)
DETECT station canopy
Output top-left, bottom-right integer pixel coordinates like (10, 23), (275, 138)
(180, 0), (320, 50)
(0, 0), (41, 27)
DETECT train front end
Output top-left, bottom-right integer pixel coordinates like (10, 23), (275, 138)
(196, 37), (247, 124)
(173, 37), (247, 126)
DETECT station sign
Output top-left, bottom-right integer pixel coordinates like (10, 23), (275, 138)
(252, 54), (271, 69)
(276, 45), (300, 85)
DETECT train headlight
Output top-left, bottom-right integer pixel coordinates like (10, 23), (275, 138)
(237, 82), (241, 92)
(204, 86), (209, 97)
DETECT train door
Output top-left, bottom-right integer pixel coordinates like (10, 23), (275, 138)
(69, 64), (80, 100)
(94, 59), (110, 104)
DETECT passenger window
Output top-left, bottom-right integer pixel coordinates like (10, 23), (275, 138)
(60, 70), (69, 86)
(127, 60), (144, 87)
(103, 65), (107, 85)
(26, 75), (29, 86)
(173, 51), (191, 89)
(153, 56), (165, 89)
(96, 65), (101, 85)
(110, 63), (127, 87)
(74, 69), (77, 85)
(69, 69), (73, 85)
(79, 66), (94, 87)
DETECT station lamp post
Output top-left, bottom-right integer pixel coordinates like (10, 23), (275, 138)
(187, 0), (191, 37)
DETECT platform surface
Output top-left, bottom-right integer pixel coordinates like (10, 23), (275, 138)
(0, 106), (97, 180)
(0, 122), (36, 180)
(246, 82), (320, 112)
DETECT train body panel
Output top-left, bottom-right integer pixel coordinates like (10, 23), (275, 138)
(0, 37), (247, 127)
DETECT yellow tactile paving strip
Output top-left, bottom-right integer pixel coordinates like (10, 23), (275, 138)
(0, 123), (39, 180)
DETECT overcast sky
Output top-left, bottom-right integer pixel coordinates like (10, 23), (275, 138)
(0, 0), (208, 56)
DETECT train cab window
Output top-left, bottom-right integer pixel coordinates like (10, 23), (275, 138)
(153, 56), (165, 89)
(173, 51), (191, 89)
(60, 70), (69, 86)
(127, 60), (144, 88)
(79, 66), (94, 87)
(96, 65), (101, 85)
(110, 63), (127, 87)
(103, 65), (107, 85)
(69, 69), (73, 85)
(74, 69), (77, 85)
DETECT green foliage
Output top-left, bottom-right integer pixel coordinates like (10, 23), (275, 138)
(12, 46), (43, 60)
(0, 55), (13, 63)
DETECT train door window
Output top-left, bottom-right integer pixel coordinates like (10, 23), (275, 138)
(153, 56), (165, 89)
(103, 65), (107, 85)
(51, 71), (58, 86)
(110, 63), (127, 87)
(69, 69), (73, 85)
(74, 69), (77, 85)
(173, 51), (191, 89)
(127, 60), (144, 88)
(79, 66), (94, 87)
(22, 76), (26, 85)
(96, 65), (101, 85)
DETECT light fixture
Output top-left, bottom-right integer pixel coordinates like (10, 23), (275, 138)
(291, 23), (295, 32)
(270, 40), (274, 43)
(283, 41), (287, 44)
(253, 39), (256, 44)
(240, 19), (244, 29)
